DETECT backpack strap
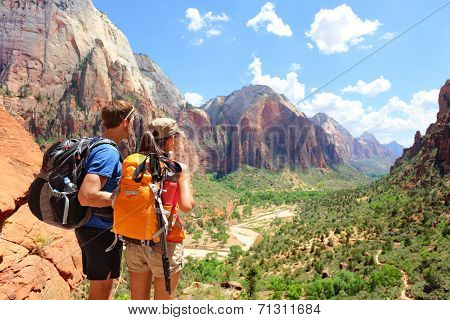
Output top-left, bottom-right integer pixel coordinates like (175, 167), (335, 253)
(85, 138), (118, 159)
(83, 138), (119, 220)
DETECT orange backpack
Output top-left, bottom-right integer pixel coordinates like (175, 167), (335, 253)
(112, 153), (184, 243)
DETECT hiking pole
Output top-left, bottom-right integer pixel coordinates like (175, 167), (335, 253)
(149, 154), (172, 295)
(155, 197), (172, 295)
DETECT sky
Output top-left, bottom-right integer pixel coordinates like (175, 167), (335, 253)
(93, 0), (450, 147)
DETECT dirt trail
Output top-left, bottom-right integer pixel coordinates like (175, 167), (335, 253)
(184, 208), (295, 258)
(374, 249), (411, 300)
(183, 248), (229, 259)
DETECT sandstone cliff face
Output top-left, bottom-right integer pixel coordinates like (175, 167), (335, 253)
(182, 85), (342, 173)
(390, 80), (450, 184)
(0, 102), (82, 300)
(0, 0), (199, 168)
(0, 0), (158, 152)
(135, 54), (186, 116)
(310, 113), (356, 162)
(311, 113), (394, 162)
(0, 0), (198, 168)
(0, 0), (146, 100)
(178, 107), (214, 171)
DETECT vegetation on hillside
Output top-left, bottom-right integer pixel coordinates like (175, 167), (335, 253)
(190, 165), (372, 246)
(182, 163), (449, 299)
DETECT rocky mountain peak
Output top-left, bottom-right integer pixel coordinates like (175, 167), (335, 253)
(358, 131), (378, 143)
(438, 79), (450, 119)
(383, 141), (404, 159)
(183, 85), (342, 173)
(311, 114), (394, 169)
(390, 79), (450, 183)
(134, 53), (185, 115)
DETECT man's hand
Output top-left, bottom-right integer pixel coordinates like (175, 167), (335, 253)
(78, 174), (113, 208)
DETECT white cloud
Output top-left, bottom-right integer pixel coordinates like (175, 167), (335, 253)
(185, 8), (229, 31)
(306, 42), (314, 49)
(301, 92), (366, 124)
(185, 92), (205, 107)
(341, 76), (391, 97)
(301, 89), (439, 146)
(185, 8), (228, 43)
(206, 29), (221, 37)
(192, 38), (204, 46)
(248, 56), (305, 105)
(381, 32), (397, 40)
(357, 44), (373, 50)
(290, 63), (302, 71)
(305, 4), (381, 54)
(247, 2), (293, 37)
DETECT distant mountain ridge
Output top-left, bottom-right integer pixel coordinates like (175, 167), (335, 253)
(179, 85), (342, 173)
(310, 113), (395, 174)
(383, 141), (404, 159)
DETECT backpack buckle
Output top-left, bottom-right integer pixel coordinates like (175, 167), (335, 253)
(140, 239), (152, 247)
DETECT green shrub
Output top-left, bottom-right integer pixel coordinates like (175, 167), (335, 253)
(286, 283), (302, 300)
(368, 265), (402, 291)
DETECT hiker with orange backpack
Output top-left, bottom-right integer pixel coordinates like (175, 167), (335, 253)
(112, 118), (195, 300)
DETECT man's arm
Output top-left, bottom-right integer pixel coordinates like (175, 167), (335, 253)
(78, 174), (113, 208)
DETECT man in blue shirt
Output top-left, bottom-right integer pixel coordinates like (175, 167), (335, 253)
(75, 100), (135, 300)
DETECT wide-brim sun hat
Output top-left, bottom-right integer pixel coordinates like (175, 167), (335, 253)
(149, 118), (180, 139)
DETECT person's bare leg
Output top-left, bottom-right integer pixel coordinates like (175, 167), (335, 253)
(129, 271), (153, 300)
(88, 279), (114, 300)
(154, 271), (180, 300)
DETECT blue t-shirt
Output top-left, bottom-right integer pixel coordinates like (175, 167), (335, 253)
(83, 139), (122, 229)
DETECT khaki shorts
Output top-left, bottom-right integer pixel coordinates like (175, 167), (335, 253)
(124, 242), (184, 277)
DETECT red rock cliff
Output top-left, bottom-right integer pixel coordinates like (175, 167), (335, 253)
(390, 80), (450, 184)
(0, 102), (83, 300)
(181, 85), (342, 174)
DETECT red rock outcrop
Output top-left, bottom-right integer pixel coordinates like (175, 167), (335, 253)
(0, 100), (82, 300)
(437, 80), (450, 173)
(0, 102), (42, 221)
(390, 80), (450, 184)
(0, 205), (83, 300)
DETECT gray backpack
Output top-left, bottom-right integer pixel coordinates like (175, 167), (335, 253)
(28, 137), (116, 229)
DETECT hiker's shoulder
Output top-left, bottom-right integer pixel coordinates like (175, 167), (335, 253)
(88, 140), (119, 160)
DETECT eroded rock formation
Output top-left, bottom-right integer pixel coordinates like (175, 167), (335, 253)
(390, 80), (450, 184)
(0, 101), (82, 300)
(180, 85), (342, 174)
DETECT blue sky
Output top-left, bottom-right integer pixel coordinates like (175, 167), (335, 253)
(93, 0), (450, 146)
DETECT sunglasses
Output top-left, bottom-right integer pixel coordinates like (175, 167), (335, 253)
(124, 106), (136, 121)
